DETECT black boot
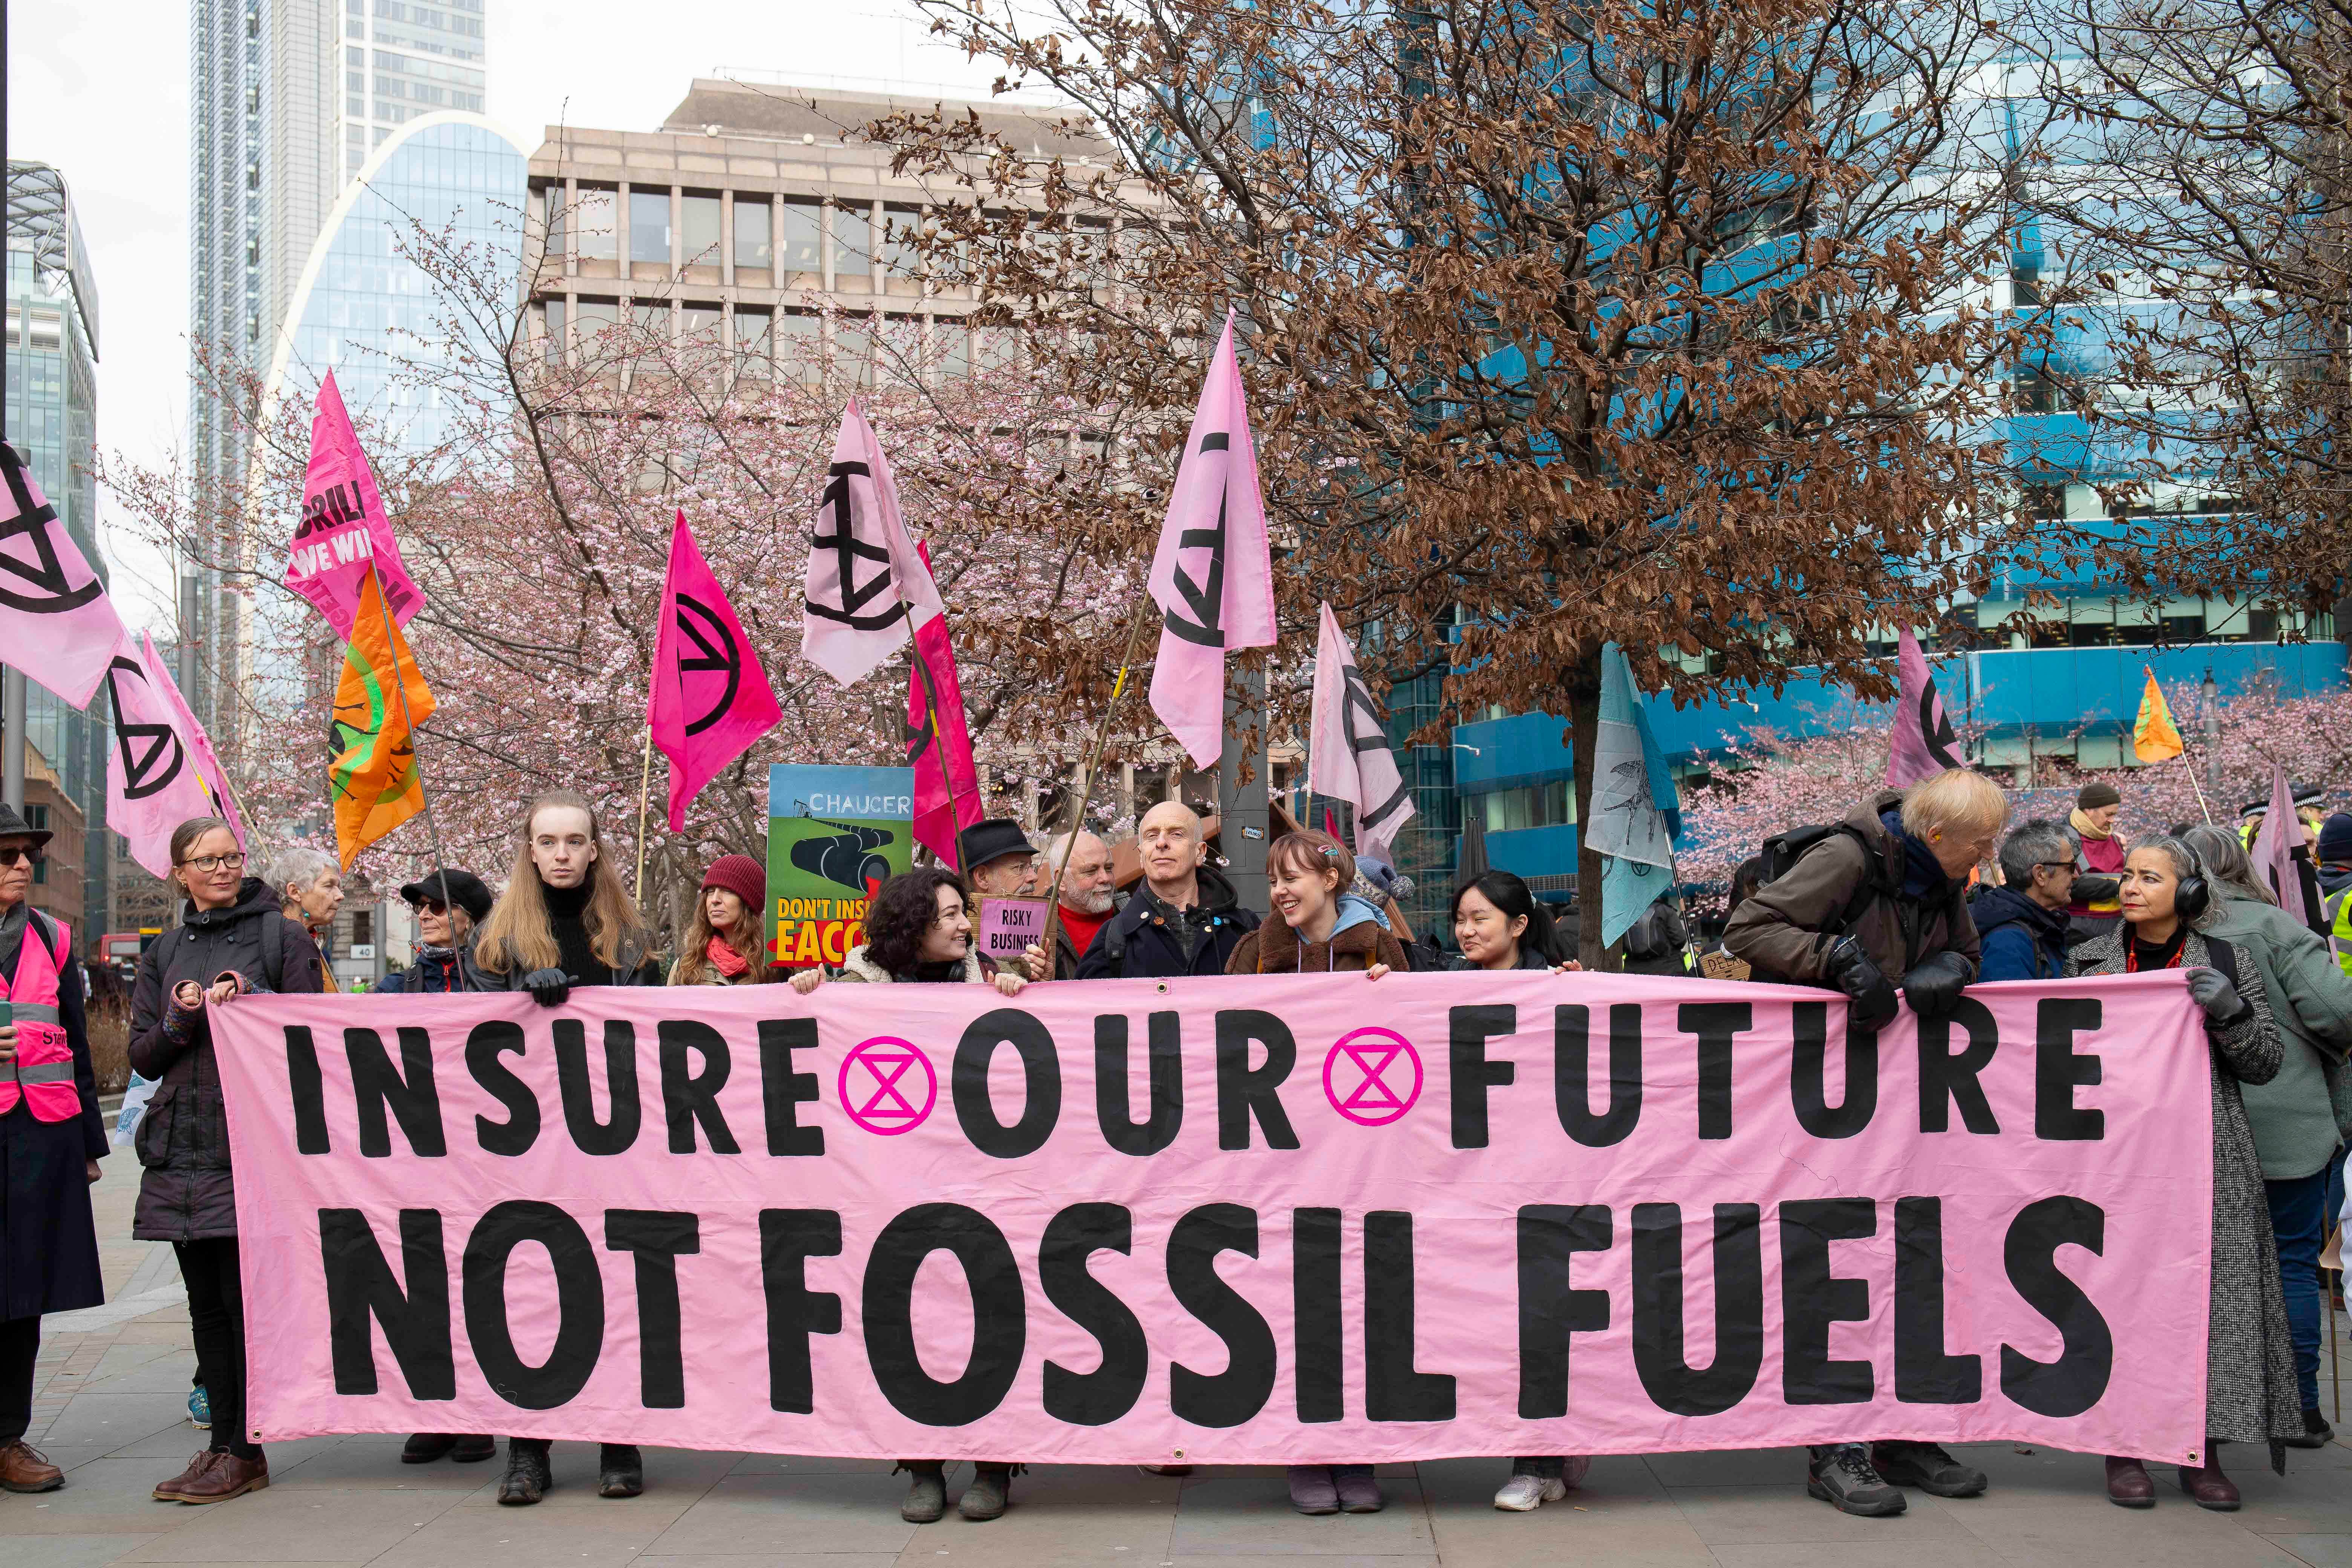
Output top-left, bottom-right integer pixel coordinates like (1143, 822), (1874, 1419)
(498, 1439), (551, 1506)
(598, 1444), (644, 1498)
(400, 1433), (457, 1465)
(899, 1461), (947, 1523)
(2285, 1407), (2334, 1449)
(450, 1435), (498, 1464)
(960, 1462), (1014, 1521)
(1870, 1440), (1988, 1497)
(1806, 1444), (1905, 1517)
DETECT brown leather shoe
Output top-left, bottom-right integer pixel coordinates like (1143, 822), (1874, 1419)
(0, 1440), (64, 1493)
(2176, 1458), (2239, 1511)
(2103, 1456), (2154, 1508)
(155, 1450), (268, 1503)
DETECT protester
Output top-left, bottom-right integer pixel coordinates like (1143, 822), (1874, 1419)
(790, 867), (1024, 1520)
(374, 868), (491, 996)
(130, 817), (325, 1503)
(1723, 766), (2005, 1516)
(1022, 829), (1117, 980)
(1219, 830), (1402, 1516)
(2065, 781), (2126, 944)
(1975, 819), (2077, 981)
(959, 819), (1039, 900)
(2067, 836), (2303, 1507)
(1075, 802), (1260, 978)
(669, 854), (772, 985)
(467, 790), (658, 1503)
(2180, 823), (2352, 1449)
(2317, 814), (2352, 978)
(1619, 894), (1693, 976)
(0, 803), (106, 1496)
(266, 846), (344, 990)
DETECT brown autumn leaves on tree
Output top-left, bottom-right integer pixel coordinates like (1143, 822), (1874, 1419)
(877, 0), (2044, 956)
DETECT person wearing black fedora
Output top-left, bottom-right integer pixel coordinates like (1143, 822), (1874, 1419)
(0, 802), (105, 1496)
(958, 819), (1039, 899)
(375, 869), (492, 998)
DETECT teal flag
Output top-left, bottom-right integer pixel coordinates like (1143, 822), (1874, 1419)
(1591, 644), (1681, 948)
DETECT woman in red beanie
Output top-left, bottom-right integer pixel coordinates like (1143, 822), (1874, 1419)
(669, 854), (773, 985)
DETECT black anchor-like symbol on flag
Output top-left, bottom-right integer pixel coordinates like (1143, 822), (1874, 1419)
(0, 444), (104, 616)
(672, 591), (744, 737)
(1339, 659), (1411, 835)
(906, 640), (945, 767)
(1161, 432), (1231, 649)
(1919, 678), (1962, 771)
(806, 459), (906, 631)
(104, 656), (187, 801)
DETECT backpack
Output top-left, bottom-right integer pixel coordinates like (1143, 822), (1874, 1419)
(1622, 900), (1688, 962)
(1755, 822), (1892, 941)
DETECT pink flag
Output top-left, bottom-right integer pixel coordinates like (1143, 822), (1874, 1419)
(802, 400), (943, 688)
(2252, 764), (2315, 927)
(1885, 626), (1963, 787)
(649, 511), (782, 833)
(285, 371), (426, 642)
(1148, 311), (1279, 768)
(103, 631), (226, 878)
(1308, 601), (1417, 860)
(905, 542), (982, 868)
(0, 441), (126, 707)
(138, 632), (246, 851)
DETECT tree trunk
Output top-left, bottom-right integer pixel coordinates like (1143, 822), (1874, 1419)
(1563, 643), (1611, 971)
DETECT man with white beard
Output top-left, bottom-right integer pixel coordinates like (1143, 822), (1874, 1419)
(1023, 828), (1119, 979)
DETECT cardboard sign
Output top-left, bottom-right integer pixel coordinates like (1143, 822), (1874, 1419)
(976, 897), (1048, 967)
(765, 764), (915, 968)
(214, 970), (2216, 1465)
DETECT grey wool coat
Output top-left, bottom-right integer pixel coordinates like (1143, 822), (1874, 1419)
(2067, 925), (2302, 1456)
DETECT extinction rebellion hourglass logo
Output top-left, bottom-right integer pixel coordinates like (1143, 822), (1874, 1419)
(1322, 1027), (1423, 1127)
(839, 1038), (939, 1136)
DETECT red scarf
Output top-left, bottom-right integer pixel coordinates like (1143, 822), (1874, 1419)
(1057, 903), (1112, 961)
(707, 934), (752, 979)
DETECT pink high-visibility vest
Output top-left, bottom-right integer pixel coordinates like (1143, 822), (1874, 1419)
(0, 911), (78, 1122)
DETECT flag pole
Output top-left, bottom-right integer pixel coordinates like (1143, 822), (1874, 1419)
(634, 723), (654, 901)
(1035, 596), (1158, 971)
(365, 564), (457, 933)
(2154, 666), (2215, 824)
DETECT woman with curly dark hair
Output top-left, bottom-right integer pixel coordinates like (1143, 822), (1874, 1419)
(787, 866), (1022, 1522)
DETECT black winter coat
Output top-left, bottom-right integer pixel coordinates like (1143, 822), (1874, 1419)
(0, 903), (107, 1318)
(375, 940), (475, 994)
(1075, 866), (1261, 979)
(127, 878), (324, 1242)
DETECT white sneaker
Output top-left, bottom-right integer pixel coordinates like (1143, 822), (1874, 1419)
(1493, 1473), (1567, 1511)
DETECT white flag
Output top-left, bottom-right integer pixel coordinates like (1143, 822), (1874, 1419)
(104, 630), (223, 877)
(802, 399), (943, 687)
(1308, 602), (1416, 861)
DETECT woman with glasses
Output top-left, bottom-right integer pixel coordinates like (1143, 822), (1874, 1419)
(127, 817), (325, 1504)
(374, 868), (492, 998)
(790, 867), (1025, 1521)
(0, 803), (107, 1497)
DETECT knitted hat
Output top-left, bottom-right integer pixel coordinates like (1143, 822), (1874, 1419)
(2076, 781), (2121, 810)
(701, 854), (767, 913)
(2319, 814), (2352, 865)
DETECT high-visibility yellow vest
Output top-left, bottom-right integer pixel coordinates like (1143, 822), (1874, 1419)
(2328, 886), (2352, 980)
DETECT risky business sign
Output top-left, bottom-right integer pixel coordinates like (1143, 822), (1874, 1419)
(210, 972), (2216, 1464)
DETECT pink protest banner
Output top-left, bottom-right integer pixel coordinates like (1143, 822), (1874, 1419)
(211, 971), (2214, 1464)
(285, 371), (425, 642)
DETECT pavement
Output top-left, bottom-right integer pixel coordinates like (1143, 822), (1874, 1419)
(11, 1161), (2352, 1568)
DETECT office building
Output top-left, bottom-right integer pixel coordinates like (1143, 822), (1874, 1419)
(6, 161), (113, 943)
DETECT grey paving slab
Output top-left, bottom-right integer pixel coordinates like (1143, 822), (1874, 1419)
(1662, 1484), (1984, 1546)
(269, 1441), (499, 1491)
(1638, 1447), (1812, 1488)
(1415, 1455), (1669, 1507)
(446, 1442), (737, 1513)
(1166, 1478), (1435, 1557)
(1707, 1542), (2011, 1568)
(727, 1451), (895, 1475)
(881, 1463), (1179, 1567)
(1949, 1496), (2312, 1566)
(645, 1472), (926, 1557)
(112, 1485), (464, 1563)
(642, 1557), (901, 1567)
(1420, 1458), (1706, 1568)
(0, 1539), (163, 1568)
(2, 1459), (198, 1516)
(2268, 1536), (2352, 1568)
(35, 1393), (198, 1450)
(1156, 1559), (1437, 1568)
(369, 1502), (672, 1566)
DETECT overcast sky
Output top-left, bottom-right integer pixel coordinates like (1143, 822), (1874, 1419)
(10, 0), (1012, 629)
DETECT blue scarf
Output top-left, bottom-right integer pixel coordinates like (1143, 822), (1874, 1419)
(1882, 810), (1951, 901)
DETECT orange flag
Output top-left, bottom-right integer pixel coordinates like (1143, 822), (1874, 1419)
(2133, 670), (2185, 763)
(329, 566), (436, 867)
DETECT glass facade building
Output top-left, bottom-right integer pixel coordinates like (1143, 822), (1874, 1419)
(5, 161), (112, 939)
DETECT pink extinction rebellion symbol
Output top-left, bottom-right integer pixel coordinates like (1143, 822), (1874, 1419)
(839, 1037), (938, 1136)
(1322, 1026), (1422, 1127)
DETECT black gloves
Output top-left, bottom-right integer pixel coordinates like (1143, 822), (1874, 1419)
(2186, 967), (2249, 1024)
(2071, 875), (2118, 905)
(522, 968), (574, 1008)
(1825, 937), (1899, 1029)
(1902, 949), (1974, 1022)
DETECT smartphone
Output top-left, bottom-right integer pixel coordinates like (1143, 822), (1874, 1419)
(0, 1000), (13, 1027)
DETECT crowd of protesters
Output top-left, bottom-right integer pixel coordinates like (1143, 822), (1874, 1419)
(5, 770), (2350, 1524)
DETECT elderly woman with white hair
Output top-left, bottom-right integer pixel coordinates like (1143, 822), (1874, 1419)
(1724, 766), (2011, 1516)
(2067, 833), (2301, 1509)
(265, 847), (343, 992)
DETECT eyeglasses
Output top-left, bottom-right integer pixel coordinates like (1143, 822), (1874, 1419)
(179, 853), (247, 873)
(409, 897), (449, 916)
(0, 844), (45, 868)
(2036, 861), (2077, 873)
